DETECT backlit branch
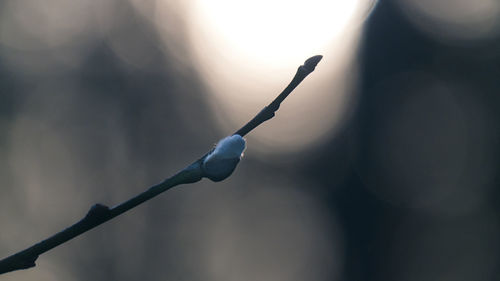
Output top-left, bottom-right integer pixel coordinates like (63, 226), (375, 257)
(0, 55), (322, 275)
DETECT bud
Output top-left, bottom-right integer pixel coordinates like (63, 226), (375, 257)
(202, 135), (246, 181)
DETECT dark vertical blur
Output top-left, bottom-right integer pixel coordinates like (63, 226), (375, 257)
(1, 0), (499, 281)
(306, 0), (500, 280)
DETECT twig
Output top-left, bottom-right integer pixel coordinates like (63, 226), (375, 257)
(235, 55), (323, 136)
(0, 55), (322, 275)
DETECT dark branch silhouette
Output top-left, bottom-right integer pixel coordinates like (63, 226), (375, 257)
(234, 55), (322, 136)
(0, 55), (322, 275)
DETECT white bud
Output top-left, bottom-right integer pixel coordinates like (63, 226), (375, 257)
(202, 135), (246, 181)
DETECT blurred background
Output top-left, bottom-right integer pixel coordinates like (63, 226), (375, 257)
(1, 0), (499, 280)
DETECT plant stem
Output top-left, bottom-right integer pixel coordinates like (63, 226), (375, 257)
(234, 55), (322, 136)
(0, 55), (322, 275)
(0, 160), (204, 274)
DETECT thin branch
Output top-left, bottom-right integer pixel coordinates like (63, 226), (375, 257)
(0, 55), (322, 275)
(234, 55), (322, 136)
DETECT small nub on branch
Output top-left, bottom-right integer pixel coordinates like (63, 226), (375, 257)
(234, 55), (323, 137)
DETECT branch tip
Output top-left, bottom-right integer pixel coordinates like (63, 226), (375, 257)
(302, 55), (323, 72)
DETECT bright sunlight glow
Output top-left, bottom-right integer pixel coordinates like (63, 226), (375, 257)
(186, 0), (377, 154)
(192, 0), (361, 64)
